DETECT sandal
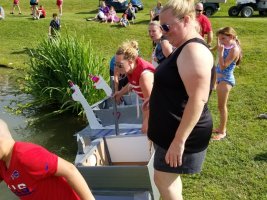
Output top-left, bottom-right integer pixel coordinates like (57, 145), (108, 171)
(212, 132), (227, 141)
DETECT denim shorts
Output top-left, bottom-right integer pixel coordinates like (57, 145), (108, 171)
(153, 145), (207, 174)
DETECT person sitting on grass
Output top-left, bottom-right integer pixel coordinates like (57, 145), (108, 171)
(86, 1), (109, 22)
(106, 6), (119, 23)
(119, 14), (130, 27)
(35, 5), (46, 19)
(0, 119), (95, 200)
(150, 1), (162, 21)
(124, 2), (136, 24)
(48, 13), (61, 37)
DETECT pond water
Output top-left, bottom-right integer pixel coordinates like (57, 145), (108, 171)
(0, 67), (87, 199)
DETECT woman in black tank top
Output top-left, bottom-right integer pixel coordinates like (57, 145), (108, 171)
(146, 0), (214, 199)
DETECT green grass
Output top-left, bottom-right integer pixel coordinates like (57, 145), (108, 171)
(0, 0), (266, 199)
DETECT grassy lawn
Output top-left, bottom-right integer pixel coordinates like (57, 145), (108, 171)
(0, 0), (266, 199)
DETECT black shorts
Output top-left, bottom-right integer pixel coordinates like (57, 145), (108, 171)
(153, 144), (207, 174)
(30, 2), (38, 5)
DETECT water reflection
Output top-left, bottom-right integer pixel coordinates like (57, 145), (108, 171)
(0, 67), (87, 199)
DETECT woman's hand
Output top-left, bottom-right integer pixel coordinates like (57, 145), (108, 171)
(165, 139), (185, 167)
(113, 91), (123, 104)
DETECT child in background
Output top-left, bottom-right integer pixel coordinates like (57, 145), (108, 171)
(49, 13), (61, 37)
(150, 1), (162, 21)
(86, 1), (108, 22)
(120, 14), (130, 27)
(107, 6), (119, 23)
(30, 0), (38, 18)
(212, 27), (242, 140)
(124, 2), (135, 24)
(10, 0), (22, 15)
(0, 119), (95, 200)
(56, 0), (63, 16)
(35, 5), (46, 19)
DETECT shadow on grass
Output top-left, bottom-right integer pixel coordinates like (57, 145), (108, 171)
(134, 19), (150, 25)
(254, 152), (267, 162)
(11, 47), (34, 55)
(76, 10), (98, 15)
(0, 64), (13, 69)
(109, 24), (127, 29)
(11, 48), (31, 55)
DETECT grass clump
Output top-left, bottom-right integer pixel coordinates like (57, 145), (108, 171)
(24, 34), (109, 115)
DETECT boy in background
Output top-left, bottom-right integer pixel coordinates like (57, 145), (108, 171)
(49, 13), (61, 37)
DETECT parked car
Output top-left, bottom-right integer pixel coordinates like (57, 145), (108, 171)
(131, 0), (144, 11)
(228, 0), (267, 17)
(203, 2), (220, 16)
(201, 0), (227, 17)
(104, 0), (143, 13)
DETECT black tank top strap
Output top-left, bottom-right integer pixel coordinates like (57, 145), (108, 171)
(172, 38), (209, 58)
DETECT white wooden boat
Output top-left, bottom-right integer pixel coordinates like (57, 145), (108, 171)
(70, 79), (159, 199)
(89, 75), (143, 126)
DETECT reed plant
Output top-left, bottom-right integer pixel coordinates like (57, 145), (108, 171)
(24, 33), (109, 116)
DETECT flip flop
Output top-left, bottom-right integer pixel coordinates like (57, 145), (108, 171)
(212, 132), (227, 141)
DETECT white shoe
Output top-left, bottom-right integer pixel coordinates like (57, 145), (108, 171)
(258, 113), (267, 119)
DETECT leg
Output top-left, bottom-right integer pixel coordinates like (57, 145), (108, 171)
(59, 5), (62, 15)
(18, 5), (22, 14)
(11, 4), (15, 14)
(215, 81), (232, 136)
(154, 170), (183, 200)
(33, 5), (38, 18)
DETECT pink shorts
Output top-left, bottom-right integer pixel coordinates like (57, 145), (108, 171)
(14, 0), (19, 5)
(57, 0), (63, 6)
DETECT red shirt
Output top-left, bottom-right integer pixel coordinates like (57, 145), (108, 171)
(127, 57), (155, 99)
(196, 14), (212, 37)
(0, 142), (80, 200)
(38, 8), (46, 17)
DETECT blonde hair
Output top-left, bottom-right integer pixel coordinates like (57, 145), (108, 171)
(149, 20), (161, 28)
(161, 0), (196, 20)
(116, 40), (139, 60)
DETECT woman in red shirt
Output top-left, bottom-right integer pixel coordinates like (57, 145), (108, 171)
(113, 40), (155, 133)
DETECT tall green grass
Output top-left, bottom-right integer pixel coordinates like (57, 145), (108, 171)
(24, 34), (108, 115)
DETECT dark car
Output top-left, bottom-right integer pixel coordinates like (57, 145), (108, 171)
(203, 2), (220, 17)
(104, 0), (143, 13)
(131, 0), (144, 11)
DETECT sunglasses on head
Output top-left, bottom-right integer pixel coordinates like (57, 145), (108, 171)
(160, 17), (184, 32)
